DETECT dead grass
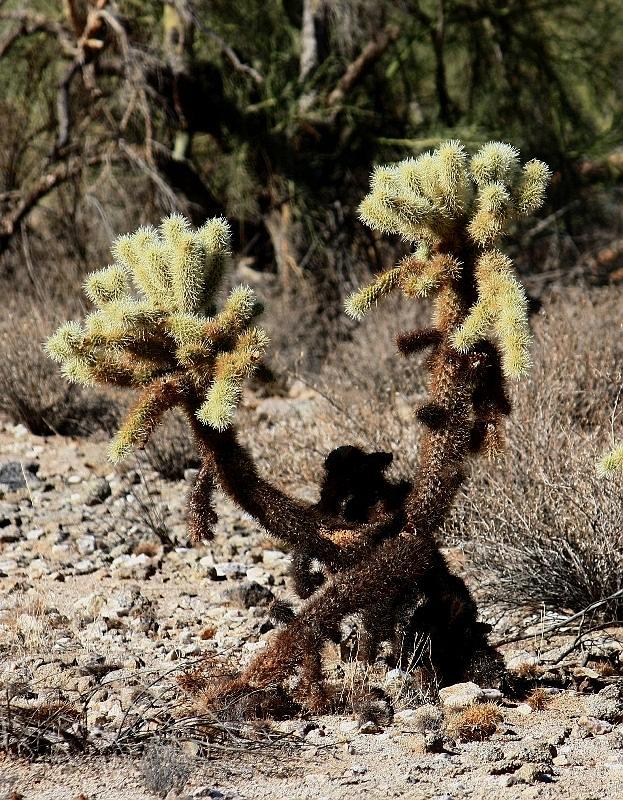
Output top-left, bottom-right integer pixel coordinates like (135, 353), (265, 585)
(0, 297), (117, 436)
(445, 702), (503, 741)
(449, 287), (623, 616)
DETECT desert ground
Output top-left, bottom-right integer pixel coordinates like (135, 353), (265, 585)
(0, 390), (622, 800)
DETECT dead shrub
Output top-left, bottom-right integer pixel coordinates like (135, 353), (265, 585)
(526, 688), (550, 711)
(139, 742), (192, 797)
(0, 300), (117, 436)
(445, 702), (503, 741)
(142, 409), (200, 480)
(448, 287), (623, 616)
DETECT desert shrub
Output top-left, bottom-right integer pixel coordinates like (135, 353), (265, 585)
(447, 287), (623, 615)
(140, 742), (192, 797)
(0, 301), (117, 436)
(142, 410), (200, 481)
(445, 703), (503, 742)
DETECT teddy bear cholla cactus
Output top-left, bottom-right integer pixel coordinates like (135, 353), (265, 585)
(44, 141), (551, 714)
(347, 141), (549, 379)
(45, 214), (270, 543)
(194, 141), (551, 712)
(46, 214), (268, 458)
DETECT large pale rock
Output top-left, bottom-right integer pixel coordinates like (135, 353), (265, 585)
(438, 681), (485, 710)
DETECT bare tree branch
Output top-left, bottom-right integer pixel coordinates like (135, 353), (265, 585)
(190, 13), (264, 85)
(327, 26), (399, 107)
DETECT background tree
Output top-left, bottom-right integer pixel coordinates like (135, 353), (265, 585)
(1, 0), (622, 324)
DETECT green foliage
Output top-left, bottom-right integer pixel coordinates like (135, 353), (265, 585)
(46, 215), (268, 460)
(598, 443), (623, 475)
(346, 141), (550, 379)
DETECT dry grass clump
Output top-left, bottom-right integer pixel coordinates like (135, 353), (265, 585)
(140, 742), (192, 798)
(445, 702), (503, 741)
(0, 299), (117, 436)
(526, 688), (550, 711)
(449, 287), (623, 615)
(142, 410), (200, 480)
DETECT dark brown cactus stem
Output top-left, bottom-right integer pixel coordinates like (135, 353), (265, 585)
(227, 236), (502, 698)
(182, 404), (392, 566)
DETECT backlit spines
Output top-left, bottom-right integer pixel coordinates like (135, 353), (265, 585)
(452, 250), (531, 379)
(514, 159), (552, 216)
(46, 215), (267, 461)
(347, 140), (549, 385)
(598, 443), (623, 476)
(344, 267), (402, 320)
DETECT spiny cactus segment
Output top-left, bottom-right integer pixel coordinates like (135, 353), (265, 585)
(598, 443), (623, 476)
(46, 215), (268, 461)
(346, 140), (551, 379)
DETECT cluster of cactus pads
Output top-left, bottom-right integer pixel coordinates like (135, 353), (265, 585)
(47, 140), (554, 714)
(46, 215), (268, 460)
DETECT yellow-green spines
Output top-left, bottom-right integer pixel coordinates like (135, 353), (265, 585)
(344, 268), (402, 320)
(61, 356), (94, 385)
(46, 214), (267, 460)
(197, 379), (241, 431)
(597, 444), (623, 476)
(452, 250), (531, 379)
(84, 266), (128, 306)
(436, 139), (470, 213)
(352, 140), (549, 384)
(167, 312), (205, 345)
(45, 321), (84, 362)
(196, 216), (232, 304)
(514, 159), (551, 215)
(470, 142), (520, 185)
(211, 285), (259, 333)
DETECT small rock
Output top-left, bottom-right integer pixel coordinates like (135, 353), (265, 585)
(76, 535), (96, 555)
(359, 719), (383, 734)
(262, 549), (286, 568)
(514, 762), (553, 784)
(577, 715), (613, 736)
(584, 684), (623, 723)
(84, 477), (112, 505)
(506, 650), (539, 672)
(517, 703), (533, 715)
(482, 745), (505, 763)
(74, 559), (97, 575)
(395, 704), (443, 733)
(214, 562), (246, 580)
(384, 668), (411, 686)
(110, 553), (154, 579)
(0, 461), (38, 491)
(74, 593), (106, 622)
(438, 681), (485, 710)
(230, 581), (274, 609)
